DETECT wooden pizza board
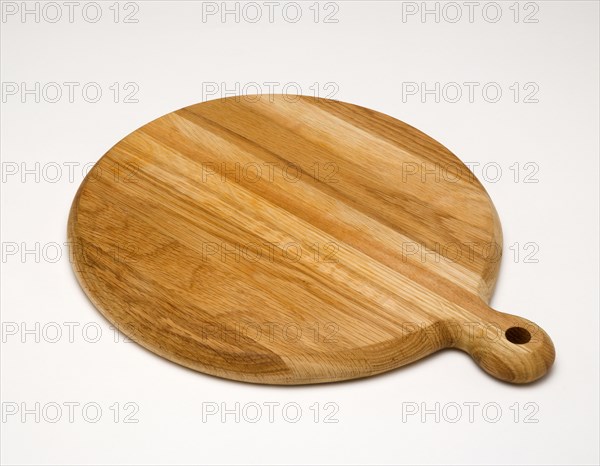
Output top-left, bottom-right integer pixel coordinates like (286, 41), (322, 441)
(68, 95), (555, 384)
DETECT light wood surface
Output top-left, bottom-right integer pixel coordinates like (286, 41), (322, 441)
(68, 95), (555, 384)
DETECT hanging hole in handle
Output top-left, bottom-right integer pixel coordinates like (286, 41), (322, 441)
(505, 326), (531, 344)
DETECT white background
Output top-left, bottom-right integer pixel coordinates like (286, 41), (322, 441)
(1, 1), (599, 465)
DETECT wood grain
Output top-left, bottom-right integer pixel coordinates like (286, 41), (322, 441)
(68, 95), (555, 384)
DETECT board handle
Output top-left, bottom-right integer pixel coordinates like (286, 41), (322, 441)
(451, 304), (555, 383)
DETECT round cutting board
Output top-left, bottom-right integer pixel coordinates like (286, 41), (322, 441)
(68, 95), (555, 384)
